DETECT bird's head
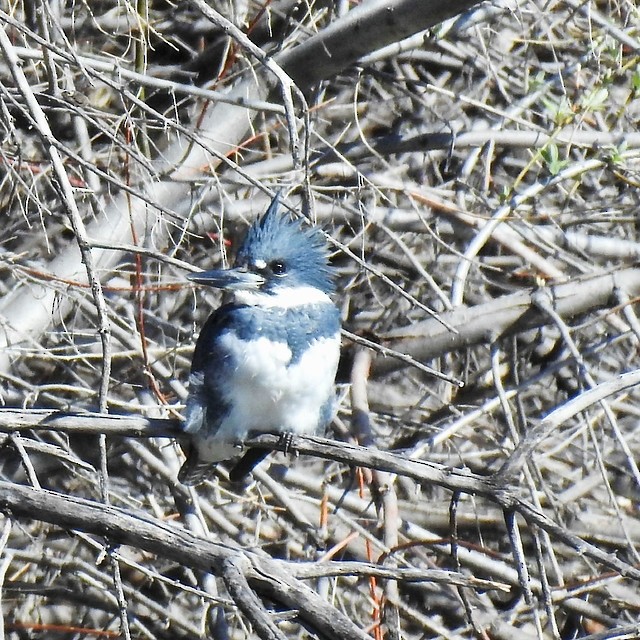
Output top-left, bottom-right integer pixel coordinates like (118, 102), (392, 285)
(188, 194), (335, 306)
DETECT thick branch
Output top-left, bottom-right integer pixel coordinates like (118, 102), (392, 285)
(278, 0), (483, 88)
(0, 481), (369, 640)
(376, 268), (640, 374)
(0, 409), (181, 438)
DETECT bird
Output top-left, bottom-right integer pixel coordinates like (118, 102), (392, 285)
(178, 193), (341, 485)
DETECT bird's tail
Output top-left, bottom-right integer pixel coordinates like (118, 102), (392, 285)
(228, 448), (270, 482)
(177, 446), (215, 485)
(178, 446), (271, 484)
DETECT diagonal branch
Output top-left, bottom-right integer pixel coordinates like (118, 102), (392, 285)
(0, 480), (370, 640)
(377, 267), (640, 374)
(277, 0), (484, 88)
(241, 433), (640, 584)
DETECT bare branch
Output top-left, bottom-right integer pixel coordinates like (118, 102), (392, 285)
(278, 0), (484, 88)
(378, 268), (640, 374)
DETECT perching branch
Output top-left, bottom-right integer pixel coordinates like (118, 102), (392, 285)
(242, 433), (640, 584)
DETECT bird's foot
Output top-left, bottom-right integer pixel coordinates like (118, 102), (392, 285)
(279, 431), (295, 455)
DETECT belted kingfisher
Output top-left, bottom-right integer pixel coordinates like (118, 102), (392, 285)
(179, 194), (341, 484)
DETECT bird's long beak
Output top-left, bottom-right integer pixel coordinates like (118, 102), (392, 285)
(187, 267), (264, 290)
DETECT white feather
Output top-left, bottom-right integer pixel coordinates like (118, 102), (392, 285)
(233, 286), (333, 309)
(193, 330), (341, 462)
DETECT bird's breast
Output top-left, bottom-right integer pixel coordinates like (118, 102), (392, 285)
(215, 329), (340, 436)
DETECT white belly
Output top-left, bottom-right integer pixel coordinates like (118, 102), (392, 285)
(196, 331), (340, 460)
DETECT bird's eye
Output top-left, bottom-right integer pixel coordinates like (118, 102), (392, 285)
(269, 260), (287, 276)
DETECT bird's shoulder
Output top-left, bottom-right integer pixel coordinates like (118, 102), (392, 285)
(190, 303), (238, 372)
(191, 300), (340, 370)
(230, 301), (340, 346)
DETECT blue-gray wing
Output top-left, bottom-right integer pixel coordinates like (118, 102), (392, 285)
(179, 305), (235, 484)
(182, 304), (236, 436)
